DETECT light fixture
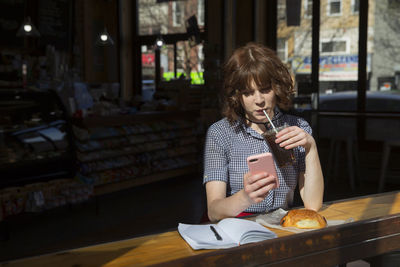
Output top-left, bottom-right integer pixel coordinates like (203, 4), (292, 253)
(155, 34), (164, 49)
(96, 27), (114, 46)
(16, 17), (40, 37)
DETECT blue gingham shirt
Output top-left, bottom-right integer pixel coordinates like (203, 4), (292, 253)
(203, 108), (312, 213)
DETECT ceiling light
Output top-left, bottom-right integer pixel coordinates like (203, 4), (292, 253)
(16, 17), (40, 37)
(96, 28), (114, 46)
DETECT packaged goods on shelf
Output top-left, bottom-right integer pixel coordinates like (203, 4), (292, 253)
(72, 115), (202, 192)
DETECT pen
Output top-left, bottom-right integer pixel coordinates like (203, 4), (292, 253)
(210, 225), (222, 241)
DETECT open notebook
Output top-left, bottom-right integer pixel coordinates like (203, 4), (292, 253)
(178, 218), (277, 250)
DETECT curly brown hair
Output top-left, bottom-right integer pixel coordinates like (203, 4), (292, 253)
(221, 42), (294, 123)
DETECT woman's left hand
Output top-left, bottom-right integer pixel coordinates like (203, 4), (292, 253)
(275, 126), (315, 151)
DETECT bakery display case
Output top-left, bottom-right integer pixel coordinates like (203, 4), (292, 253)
(0, 88), (75, 189)
(0, 93), (202, 221)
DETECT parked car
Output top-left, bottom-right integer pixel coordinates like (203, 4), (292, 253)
(318, 90), (400, 112)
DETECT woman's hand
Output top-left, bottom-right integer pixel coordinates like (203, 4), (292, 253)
(275, 126), (315, 151)
(243, 172), (278, 204)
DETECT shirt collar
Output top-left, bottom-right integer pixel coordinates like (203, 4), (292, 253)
(271, 106), (284, 124)
(236, 106), (285, 137)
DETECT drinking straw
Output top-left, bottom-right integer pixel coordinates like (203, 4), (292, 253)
(263, 110), (278, 134)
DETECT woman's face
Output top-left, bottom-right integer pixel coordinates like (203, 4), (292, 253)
(240, 80), (277, 123)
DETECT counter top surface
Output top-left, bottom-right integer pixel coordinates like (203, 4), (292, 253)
(2, 191), (400, 267)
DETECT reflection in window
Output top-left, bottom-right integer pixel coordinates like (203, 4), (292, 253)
(327, 0), (341, 16)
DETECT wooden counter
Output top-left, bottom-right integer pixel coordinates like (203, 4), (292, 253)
(2, 191), (400, 267)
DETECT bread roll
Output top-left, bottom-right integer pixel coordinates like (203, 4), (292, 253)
(280, 209), (327, 229)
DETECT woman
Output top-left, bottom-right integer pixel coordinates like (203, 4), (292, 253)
(203, 43), (324, 222)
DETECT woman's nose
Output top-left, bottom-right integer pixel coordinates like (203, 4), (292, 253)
(254, 90), (265, 104)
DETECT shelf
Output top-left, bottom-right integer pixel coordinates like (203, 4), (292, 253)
(72, 111), (203, 197)
(93, 164), (199, 196)
(77, 139), (198, 163)
(74, 130), (197, 153)
(79, 149), (198, 175)
(73, 111), (200, 128)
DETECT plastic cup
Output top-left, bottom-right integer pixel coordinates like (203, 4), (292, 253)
(262, 124), (296, 167)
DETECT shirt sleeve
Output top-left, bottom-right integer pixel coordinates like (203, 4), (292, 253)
(296, 118), (312, 173)
(203, 123), (229, 185)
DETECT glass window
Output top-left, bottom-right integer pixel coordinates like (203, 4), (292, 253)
(172, 2), (183, 27)
(319, 0), (358, 109)
(277, 0), (286, 21)
(277, 0), (313, 105)
(277, 39), (288, 62)
(197, 0), (204, 26)
(279, 0), (400, 114)
(368, 0), (400, 112)
(176, 41), (204, 84)
(327, 0), (342, 16)
(142, 45), (155, 80)
(161, 44), (175, 81)
(304, 0), (313, 18)
(141, 45), (156, 101)
(138, 0), (168, 35)
(138, 0), (205, 35)
(138, 0), (205, 97)
(321, 39), (348, 54)
(352, 0), (360, 14)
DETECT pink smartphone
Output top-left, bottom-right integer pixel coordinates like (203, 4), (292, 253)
(247, 153), (279, 188)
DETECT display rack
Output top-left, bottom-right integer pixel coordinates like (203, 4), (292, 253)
(0, 89), (89, 221)
(72, 111), (202, 196)
(0, 89), (75, 188)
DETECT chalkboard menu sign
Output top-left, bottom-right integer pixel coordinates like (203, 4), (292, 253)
(0, 0), (24, 46)
(38, 0), (71, 50)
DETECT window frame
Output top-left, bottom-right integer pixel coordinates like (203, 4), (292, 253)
(351, 0), (360, 14)
(320, 38), (349, 55)
(327, 0), (342, 17)
(172, 2), (183, 27)
(304, 0), (313, 19)
(135, 0), (206, 93)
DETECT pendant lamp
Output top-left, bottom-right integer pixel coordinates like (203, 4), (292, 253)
(96, 27), (114, 46)
(16, 17), (40, 37)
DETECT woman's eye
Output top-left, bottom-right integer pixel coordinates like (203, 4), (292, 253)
(242, 91), (253, 97)
(260, 87), (271, 93)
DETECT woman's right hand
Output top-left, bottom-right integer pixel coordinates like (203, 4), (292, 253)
(243, 172), (278, 204)
(205, 173), (278, 222)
